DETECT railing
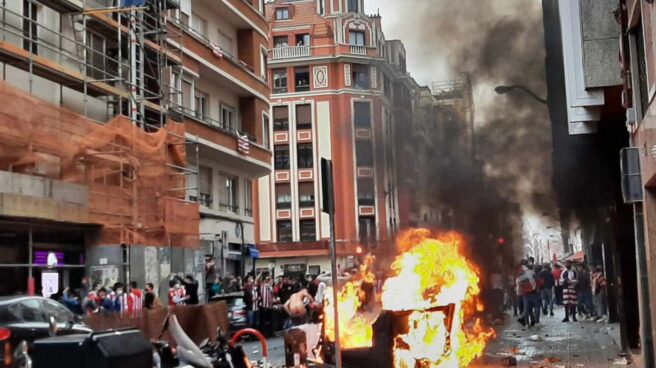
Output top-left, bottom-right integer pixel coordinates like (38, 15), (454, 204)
(271, 45), (311, 60)
(350, 45), (367, 55)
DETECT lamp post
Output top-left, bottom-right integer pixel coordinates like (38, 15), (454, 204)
(494, 85), (548, 105)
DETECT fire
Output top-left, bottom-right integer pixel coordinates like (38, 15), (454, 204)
(324, 229), (495, 367)
(323, 255), (377, 349)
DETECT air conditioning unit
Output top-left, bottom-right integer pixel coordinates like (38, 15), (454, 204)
(626, 107), (637, 126)
(620, 147), (643, 204)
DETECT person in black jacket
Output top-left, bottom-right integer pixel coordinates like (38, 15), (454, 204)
(179, 274), (199, 305)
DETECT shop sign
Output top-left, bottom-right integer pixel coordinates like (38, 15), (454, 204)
(282, 264), (307, 273)
(41, 272), (59, 298)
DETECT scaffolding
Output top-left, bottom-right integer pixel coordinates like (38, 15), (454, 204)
(0, 0), (200, 248)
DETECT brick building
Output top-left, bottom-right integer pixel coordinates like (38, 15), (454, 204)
(255, 0), (409, 275)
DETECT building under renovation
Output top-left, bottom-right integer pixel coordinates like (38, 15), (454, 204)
(0, 0), (271, 299)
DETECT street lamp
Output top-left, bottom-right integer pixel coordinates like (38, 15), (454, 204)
(494, 85), (548, 105)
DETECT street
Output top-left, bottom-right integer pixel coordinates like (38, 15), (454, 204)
(239, 306), (631, 368)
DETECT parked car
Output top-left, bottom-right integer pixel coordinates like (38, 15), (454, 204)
(209, 292), (248, 331)
(0, 296), (91, 367)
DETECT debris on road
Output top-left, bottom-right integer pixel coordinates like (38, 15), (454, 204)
(501, 356), (518, 366)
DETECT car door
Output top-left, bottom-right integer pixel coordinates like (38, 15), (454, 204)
(40, 299), (89, 335)
(7, 299), (48, 342)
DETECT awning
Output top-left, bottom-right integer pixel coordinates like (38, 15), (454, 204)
(563, 251), (585, 262)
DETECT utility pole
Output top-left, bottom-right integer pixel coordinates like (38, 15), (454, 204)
(322, 158), (342, 368)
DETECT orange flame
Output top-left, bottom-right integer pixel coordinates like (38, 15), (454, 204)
(324, 229), (495, 367)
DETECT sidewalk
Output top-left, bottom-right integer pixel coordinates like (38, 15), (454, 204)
(474, 306), (631, 367)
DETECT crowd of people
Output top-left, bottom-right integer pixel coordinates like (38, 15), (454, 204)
(206, 272), (329, 337)
(509, 257), (608, 328)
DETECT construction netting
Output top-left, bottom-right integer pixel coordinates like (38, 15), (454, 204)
(0, 80), (199, 248)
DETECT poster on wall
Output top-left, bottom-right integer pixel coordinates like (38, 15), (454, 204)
(41, 272), (59, 298)
(90, 265), (119, 287)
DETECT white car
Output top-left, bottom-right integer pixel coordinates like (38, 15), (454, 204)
(315, 271), (352, 287)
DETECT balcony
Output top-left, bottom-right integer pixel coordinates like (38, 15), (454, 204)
(271, 46), (312, 60)
(350, 45), (367, 55)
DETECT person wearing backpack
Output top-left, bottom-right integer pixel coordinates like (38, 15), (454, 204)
(561, 260), (579, 322)
(516, 259), (538, 327)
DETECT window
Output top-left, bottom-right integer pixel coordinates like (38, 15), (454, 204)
(218, 173), (239, 213)
(357, 178), (375, 205)
(221, 103), (236, 131)
(296, 104), (312, 130)
(295, 67), (310, 92)
(348, 0), (359, 12)
(359, 217), (376, 243)
(262, 115), (270, 149)
(297, 143), (314, 169)
(22, 0), (38, 54)
(349, 31), (365, 46)
(352, 64), (370, 90)
(260, 47), (268, 81)
(16, 299), (46, 322)
(273, 69), (288, 94)
(199, 166), (213, 208)
(171, 70), (182, 106)
(217, 30), (234, 56)
(191, 13), (207, 37)
(354, 101), (371, 128)
(299, 182), (315, 207)
(318, 0), (325, 15)
(87, 32), (105, 80)
(300, 220), (316, 241)
(182, 75), (194, 110)
(277, 221), (293, 242)
(296, 34), (310, 46)
(275, 146), (290, 170)
(356, 141), (374, 166)
(245, 179), (253, 217)
(275, 7), (290, 20)
(274, 36), (289, 48)
(273, 106), (289, 131)
(194, 90), (208, 120)
(276, 185), (292, 209)
(276, 184), (292, 209)
(42, 299), (73, 323)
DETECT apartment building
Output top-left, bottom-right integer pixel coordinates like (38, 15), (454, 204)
(0, 0), (271, 299)
(254, 0), (402, 276)
(542, 0), (645, 361)
(172, 0), (272, 279)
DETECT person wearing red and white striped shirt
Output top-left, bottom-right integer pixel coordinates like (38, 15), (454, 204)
(127, 281), (144, 315)
(258, 276), (275, 337)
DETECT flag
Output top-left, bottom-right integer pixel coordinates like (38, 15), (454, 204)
(238, 134), (250, 155)
(210, 43), (224, 58)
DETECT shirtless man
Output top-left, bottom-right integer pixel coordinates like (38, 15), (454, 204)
(282, 288), (317, 326)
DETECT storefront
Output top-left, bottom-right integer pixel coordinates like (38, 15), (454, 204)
(0, 219), (94, 296)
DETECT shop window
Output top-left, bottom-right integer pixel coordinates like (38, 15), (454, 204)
(354, 101), (371, 128)
(297, 143), (314, 169)
(299, 182), (315, 207)
(300, 220), (316, 242)
(296, 104), (312, 130)
(295, 67), (310, 92)
(273, 69), (288, 94)
(275, 146), (290, 170)
(276, 184), (292, 209)
(278, 221), (293, 242)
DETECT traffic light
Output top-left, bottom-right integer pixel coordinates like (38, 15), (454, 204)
(497, 237), (506, 246)
(356, 246), (363, 254)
